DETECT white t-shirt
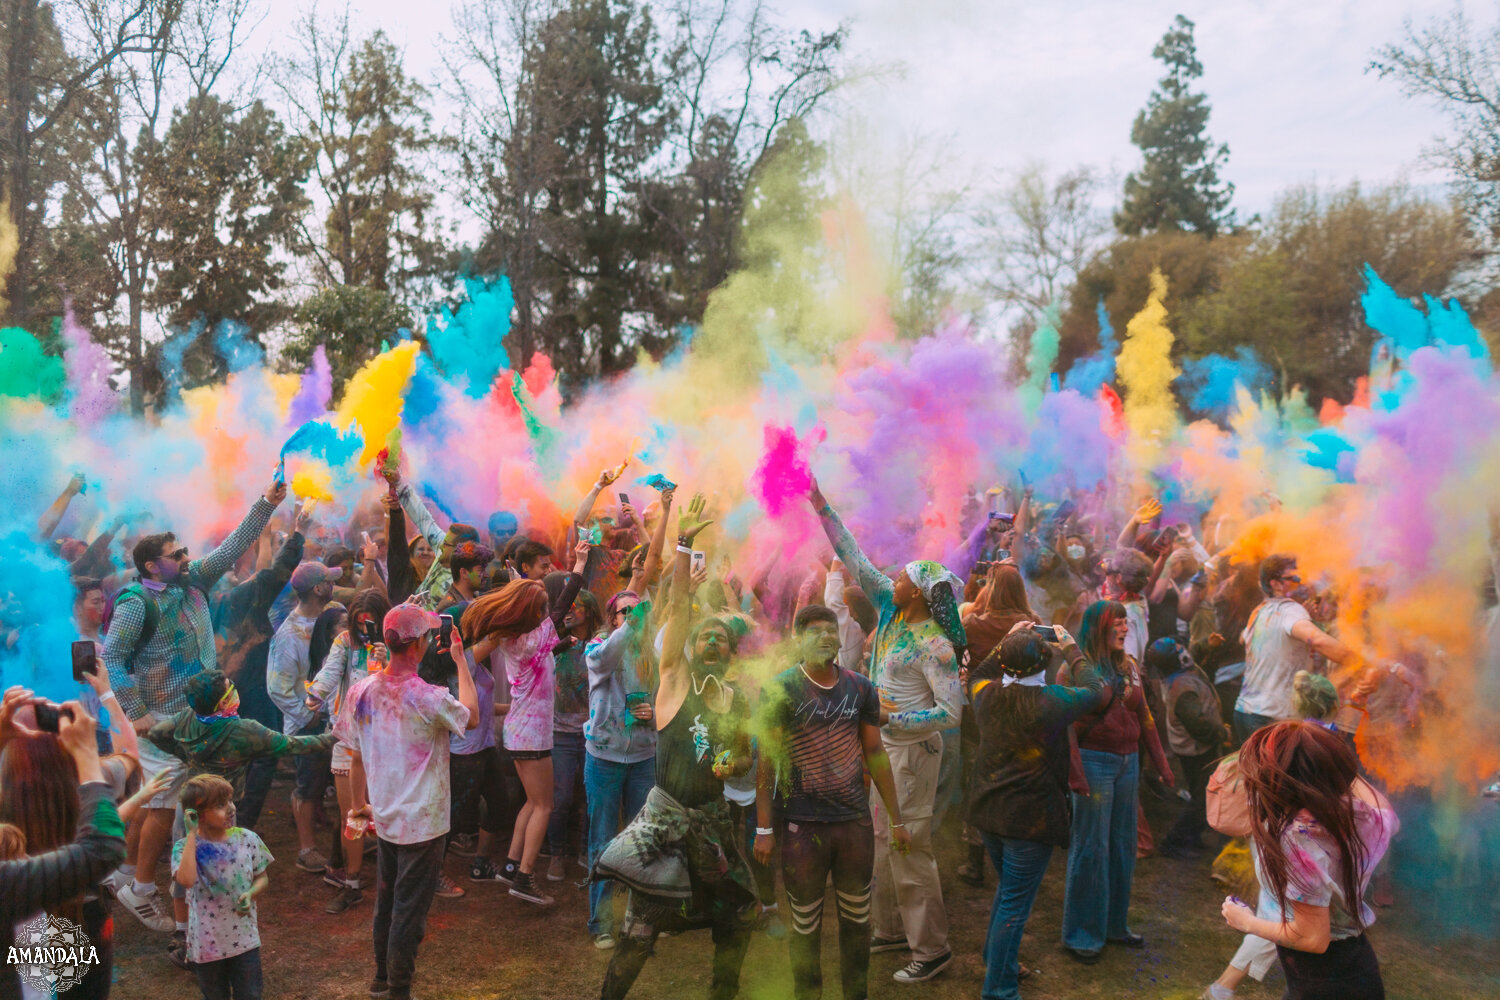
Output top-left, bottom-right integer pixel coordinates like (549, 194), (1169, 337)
(1122, 597), (1149, 666)
(333, 670), (470, 845)
(1238, 598), (1313, 719)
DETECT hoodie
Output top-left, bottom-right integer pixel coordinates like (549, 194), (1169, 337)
(148, 709), (337, 799)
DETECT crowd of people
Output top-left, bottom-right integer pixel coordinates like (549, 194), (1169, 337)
(1, 455), (1452, 1000)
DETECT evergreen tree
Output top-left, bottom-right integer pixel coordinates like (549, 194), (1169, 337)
(1115, 14), (1234, 237)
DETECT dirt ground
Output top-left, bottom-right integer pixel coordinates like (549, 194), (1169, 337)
(106, 770), (1500, 1000)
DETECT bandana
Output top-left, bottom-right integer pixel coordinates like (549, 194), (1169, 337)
(1002, 671), (1046, 688)
(903, 560), (967, 652)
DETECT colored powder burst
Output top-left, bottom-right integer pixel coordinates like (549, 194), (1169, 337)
(61, 307), (116, 424)
(333, 341), (421, 466)
(280, 419), (363, 467)
(1361, 264), (1432, 361)
(0, 327), (65, 401)
(1181, 346), (1272, 420)
(425, 275), (515, 397)
(1065, 298), (1118, 393)
(0, 519), (82, 699)
(290, 464), (335, 503)
(287, 346), (332, 427)
(1115, 269), (1180, 465)
(213, 318), (263, 373)
(751, 423), (824, 517)
(1018, 305), (1060, 416)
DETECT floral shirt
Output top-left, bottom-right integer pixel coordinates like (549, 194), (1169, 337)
(333, 671), (470, 845)
(171, 828), (272, 963)
(497, 619), (562, 752)
(1259, 793), (1399, 941)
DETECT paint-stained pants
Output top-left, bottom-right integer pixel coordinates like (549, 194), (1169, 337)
(781, 817), (875, 1000)
(871, 732), (949, 962)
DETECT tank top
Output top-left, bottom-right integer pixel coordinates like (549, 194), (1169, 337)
(655, 676), (747, 809)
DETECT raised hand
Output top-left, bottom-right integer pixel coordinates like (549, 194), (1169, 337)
(677, 493), (714, 542)
(1134, 497), (1162, 523)
(264, 479), (289, 506)
(573, 539), (592, 575)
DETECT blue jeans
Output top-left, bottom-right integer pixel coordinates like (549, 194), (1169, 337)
(547, 731), (587, 855)
(193, 946), (262, 1000)
(981, 835), (1053, 1000)
(1062, 749), (1139, 954)
(1233, 708), (1276, 747)
(585, 752), (655, 936)
(931, 726), (963, 832)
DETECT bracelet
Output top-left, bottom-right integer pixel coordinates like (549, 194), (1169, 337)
(677, 534), (691, 547)
(891, 822), (906, 829)
(755, 827), (774, 837)
(676, 544), (693, 555)
(101, 692), (117, 702)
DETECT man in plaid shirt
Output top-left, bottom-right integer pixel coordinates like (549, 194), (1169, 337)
(101, 479), (285, 934)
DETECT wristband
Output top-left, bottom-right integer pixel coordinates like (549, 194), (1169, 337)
(101, 691), (117, 702)
(891, 822), (906, 829)
(755, 827), (774, 837)
(676, 544), (693, 555)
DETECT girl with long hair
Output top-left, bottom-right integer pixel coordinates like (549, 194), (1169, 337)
(1057, 599), (1173, 962)
(465, 542), (588, 906)
(1221, 721), (1397, 1000)
(545, 582), (602, 882)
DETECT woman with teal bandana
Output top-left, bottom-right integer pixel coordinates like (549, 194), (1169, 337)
(807, 477), (964, 985)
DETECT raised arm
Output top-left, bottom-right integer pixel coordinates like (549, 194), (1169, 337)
(391, 474), (445, 550)
(809, 478), (894, 609)
(1117, 497), (1161, 551)
(72, 519), (124, 578)
(641, 486), (676, 588)
(195, 481), (284, 589)
(659, 494), (714, 685)
(548, 542), (590, 637)
(383, 494), (414, 605)
(38, 474), (86, 540)
(306, 633), (352, 706)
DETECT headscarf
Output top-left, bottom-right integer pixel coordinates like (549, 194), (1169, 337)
(904, 560), (967, 655)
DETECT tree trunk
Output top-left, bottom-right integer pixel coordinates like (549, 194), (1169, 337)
(4, 0), (39, 327)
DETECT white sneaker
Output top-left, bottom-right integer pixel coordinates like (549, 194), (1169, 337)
(114, 882), (175, 933)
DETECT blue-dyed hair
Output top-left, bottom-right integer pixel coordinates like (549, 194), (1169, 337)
(1077, 599), (1127, 669)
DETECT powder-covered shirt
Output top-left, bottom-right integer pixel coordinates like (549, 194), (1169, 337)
(171, 827), (272, 964)
(553, 643), (590, 736)
(1256, 793), (1399, 941)
(266, 611), (319, 735)
(763, 665), (881, 822)
(584, 619), (657, 764)
(448, 650), (497, 756)
(333, 670), (470, 844)
(1239, 598), (1314, 719)
(496, 618), (562, 752)
(817, 504), (961, 747)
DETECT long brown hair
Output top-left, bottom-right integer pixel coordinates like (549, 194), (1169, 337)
(983, 563), (1035, 617)
(1077, 599), (1127, 671)
(0, 734), (83, 920)
(464, 579), (547, 640)
(1238, 721), (1370, 929)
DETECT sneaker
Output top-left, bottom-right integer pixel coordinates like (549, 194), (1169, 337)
(325, 885), (364, 914)
(508, 870), (554, 906)
(297, 849), (329, 874)
(870, 935), (908, 954)
(593, 933), (616, 951)
(1199, 986), (1235, 1000)
(369, 979), (390, 998)
(496, 859), (519, 886)
(893, 952), (953, 984)
(323, 866), (349, 889)
(166, 930), (190, 970)
(956, 861), (984, 888)
(435, 874), (466, 899)
(448, 833), (479, 857)
(469, 858), (508, 882)
(114, 882), (175, 933)
(546, 855), (565, 882)
(1483, 780), (1500, 799)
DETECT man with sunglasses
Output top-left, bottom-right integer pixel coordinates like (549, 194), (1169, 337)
(102, 478), (286, 933)
(1235, 554), (1352, 744)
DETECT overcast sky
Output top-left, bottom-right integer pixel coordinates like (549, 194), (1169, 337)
(248, 0), (1453, 218)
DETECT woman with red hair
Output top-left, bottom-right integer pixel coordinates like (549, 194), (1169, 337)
(1221, 720), (1397, 1000)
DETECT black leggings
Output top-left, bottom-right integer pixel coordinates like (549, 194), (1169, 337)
(1278, 934), (1384, 1000)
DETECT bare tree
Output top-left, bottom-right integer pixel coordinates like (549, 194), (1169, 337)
(1372, 6), (1500, 247)
(974, 161), (1108, 323)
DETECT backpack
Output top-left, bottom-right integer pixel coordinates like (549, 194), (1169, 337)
(1205, 751), (1252, 837)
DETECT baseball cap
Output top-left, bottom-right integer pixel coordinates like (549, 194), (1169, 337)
(291, 562), (343, 594)
(384, 603), (441, 641)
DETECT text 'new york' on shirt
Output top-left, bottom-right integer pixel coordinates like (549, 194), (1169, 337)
(764, 663), (881, 824)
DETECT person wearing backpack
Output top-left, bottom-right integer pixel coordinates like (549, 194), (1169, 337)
(100, 479), (285, 936)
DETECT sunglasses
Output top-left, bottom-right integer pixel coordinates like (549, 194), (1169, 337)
(1278, 574), (1302, 584)
(166, 547), (189, 561)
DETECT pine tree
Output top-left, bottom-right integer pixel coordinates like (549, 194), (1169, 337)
(1115, 15), (1235, 237)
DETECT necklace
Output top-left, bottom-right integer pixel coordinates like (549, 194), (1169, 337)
(797, 662), (838, 690)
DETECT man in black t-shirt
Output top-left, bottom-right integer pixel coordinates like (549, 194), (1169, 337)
(755, 606), (912, 1000)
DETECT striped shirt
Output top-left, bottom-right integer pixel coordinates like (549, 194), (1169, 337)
(103, 498), (276, 720)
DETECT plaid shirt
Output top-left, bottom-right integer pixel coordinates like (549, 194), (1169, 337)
(103, 498), (277, 720)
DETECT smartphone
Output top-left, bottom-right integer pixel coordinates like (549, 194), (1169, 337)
(618, 491), (631, 506)
(71, 640), (98, 682)
(361, 530), (374, 548)
(1033, 625), (1060, 642)
(34, 703), (73, 734)
(691, 550), (706, 575)
(989, 512), (1015, 525)
(439, 614), (453, 648)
